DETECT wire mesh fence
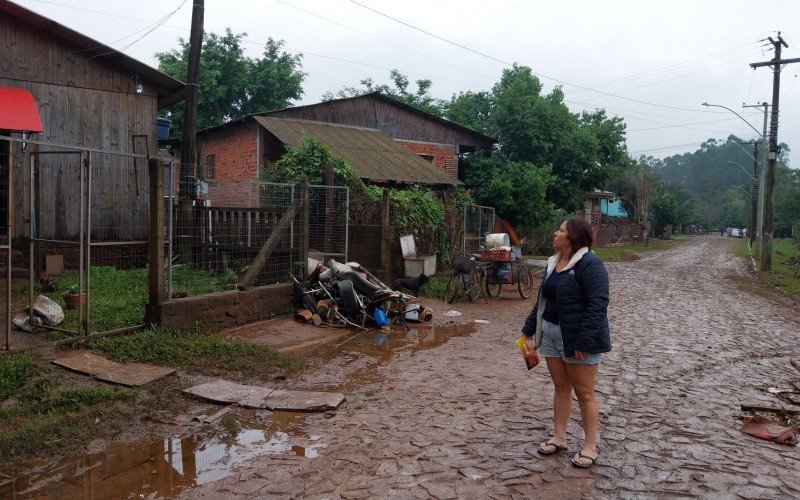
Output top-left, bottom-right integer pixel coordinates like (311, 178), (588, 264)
(165, 177), (349, 298)
(463, 204), (496, 254)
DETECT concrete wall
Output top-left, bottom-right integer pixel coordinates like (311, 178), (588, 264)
(158, 282), (295, 329)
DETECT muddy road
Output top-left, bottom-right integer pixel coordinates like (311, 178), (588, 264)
(178, 235), (799, 498)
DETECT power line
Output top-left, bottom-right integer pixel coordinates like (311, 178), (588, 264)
(346, 0), (729, 114)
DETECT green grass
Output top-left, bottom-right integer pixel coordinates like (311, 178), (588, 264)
(87, 326), (302, 378)
(0, 353), (134, 467)
(419, 273), (450, 300)
(754, 238), (800, 296)
(28, 265), (236, 334)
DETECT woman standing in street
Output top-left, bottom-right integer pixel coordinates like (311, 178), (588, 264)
(520, 218), (611, 468)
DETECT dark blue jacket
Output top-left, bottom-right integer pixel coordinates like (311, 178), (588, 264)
(522, 251), (611, 357)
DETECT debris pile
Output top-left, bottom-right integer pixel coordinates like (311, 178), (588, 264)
(291, 259), (432, 329)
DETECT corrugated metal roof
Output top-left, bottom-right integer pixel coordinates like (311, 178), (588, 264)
(254, 116), (460, 186)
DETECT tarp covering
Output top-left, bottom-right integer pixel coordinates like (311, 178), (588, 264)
(0, 87), (43, 132)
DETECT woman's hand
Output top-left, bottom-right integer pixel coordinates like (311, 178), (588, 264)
(574, 350), (586, 361)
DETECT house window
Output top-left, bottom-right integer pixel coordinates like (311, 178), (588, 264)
(418, 154), (435, 163)
(204, 154), (216, 180)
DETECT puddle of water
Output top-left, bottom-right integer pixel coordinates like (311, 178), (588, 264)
(0, 324), (477, 498)
(0, 410), (320, 499)
(322, 323), (478, 362)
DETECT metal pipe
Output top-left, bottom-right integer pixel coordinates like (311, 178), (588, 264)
(28, 154), (35, 329)
(0, 324), (146, 354)
(85, 151), (92, 336)
(344, 186), (350, 262)
(5, 141), (13, 351)
(168, 159), (174, 300)
(0, 135), (148, 159)
(78, 153), (85, 336)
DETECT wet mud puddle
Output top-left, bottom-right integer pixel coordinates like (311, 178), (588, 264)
(0, 323), (477, 498)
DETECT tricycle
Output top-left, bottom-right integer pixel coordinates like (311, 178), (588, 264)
(479, 249), (534, 299)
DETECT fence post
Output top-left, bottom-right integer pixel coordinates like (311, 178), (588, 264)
(380, 188), (391, 274)
(296, 177), (309, 279)
(146, 157), (165, 324)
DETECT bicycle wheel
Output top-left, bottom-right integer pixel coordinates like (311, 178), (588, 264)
(466, 267), (483, 302)
(518, 267), (533, 299)
(485, 272), (502, 297)
(445, 273), (463, 304)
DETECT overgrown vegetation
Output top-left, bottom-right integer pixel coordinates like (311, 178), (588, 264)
(0, 353), (134, 467)
(754, 238), (800, 296)
(88, 326), (301, 378)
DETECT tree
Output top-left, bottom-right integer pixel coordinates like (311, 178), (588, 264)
(465, 154), (554, 227)
(650, 184), (695, 236)
(444, 91), (493, 135)
(322, 69), (444, 116)
(156, 30), (305, 135)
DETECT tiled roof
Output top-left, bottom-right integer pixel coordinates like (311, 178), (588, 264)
(254, 116), (460, 186)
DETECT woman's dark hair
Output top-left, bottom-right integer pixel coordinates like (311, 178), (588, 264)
(565, 218), (594, 254)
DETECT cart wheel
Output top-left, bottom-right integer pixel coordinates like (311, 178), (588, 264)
(485, 279), (502, 297)
(518, 268), (533, 299)
(466, 267), (483, 302)
(445, 273), (462, 304)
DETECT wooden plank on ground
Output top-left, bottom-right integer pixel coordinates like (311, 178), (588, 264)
(52, 351), (174, 387)
(183, 379), (345, 411)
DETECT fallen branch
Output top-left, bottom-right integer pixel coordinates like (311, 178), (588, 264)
(741, 404), (800, 415)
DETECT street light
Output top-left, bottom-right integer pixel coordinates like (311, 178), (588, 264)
(727, 161), (755, 180)
(701, 102), (765, 140)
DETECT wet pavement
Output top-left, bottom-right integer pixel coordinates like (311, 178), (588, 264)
(185, 236), (800, 498)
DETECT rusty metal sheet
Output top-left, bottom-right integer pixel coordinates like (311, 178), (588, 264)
(183, 380), (345, 411)
(52, 351), (175, 387)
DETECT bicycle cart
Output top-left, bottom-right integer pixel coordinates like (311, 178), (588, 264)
(444, 254), (486, 303)
(480, 249), (534, 299)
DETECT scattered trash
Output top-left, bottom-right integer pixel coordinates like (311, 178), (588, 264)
(443, 310), (462, 317)
(741, 415), (800, 445)
(12, 295), (64, 332)
(290, 259), (429, 330)
(184, 379), (345, 412)
(474, 319), (490, 324)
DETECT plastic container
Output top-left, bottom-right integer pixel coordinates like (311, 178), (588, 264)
(479, 249), (513, 262)
(485, 233), (510, 249)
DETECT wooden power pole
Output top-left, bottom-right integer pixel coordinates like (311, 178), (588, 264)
(750, 33), (800, 272)
(177, 0), (204, 263)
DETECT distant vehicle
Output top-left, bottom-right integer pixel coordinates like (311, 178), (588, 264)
(730, 228), (741, 238)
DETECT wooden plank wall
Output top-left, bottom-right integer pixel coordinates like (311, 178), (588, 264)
(0, 12), (157, 241)
(270, 95), (492, 148)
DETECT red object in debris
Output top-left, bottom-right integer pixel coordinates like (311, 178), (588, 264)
(741, 415), (800, 445)
(0, 87), (44, 132)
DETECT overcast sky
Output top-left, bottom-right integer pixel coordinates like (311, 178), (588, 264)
(14, 0), (800, 164)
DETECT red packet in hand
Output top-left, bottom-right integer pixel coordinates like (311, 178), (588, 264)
(516, 336), (540, 370)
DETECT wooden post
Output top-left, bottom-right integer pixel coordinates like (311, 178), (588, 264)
(324, 163), (334, 253)
(146, 158), (165, 324)
(296, 177), (309, 279)
(380, 188), (391, 275)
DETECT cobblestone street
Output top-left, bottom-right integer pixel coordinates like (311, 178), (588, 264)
(189, 236), (800, 498)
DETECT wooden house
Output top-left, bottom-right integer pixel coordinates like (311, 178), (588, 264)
(267, 92), (496, 182)
(0, 0), (184, 244)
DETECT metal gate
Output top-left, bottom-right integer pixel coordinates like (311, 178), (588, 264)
(463, 204), (496, 254)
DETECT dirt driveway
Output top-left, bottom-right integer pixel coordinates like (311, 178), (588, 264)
(188, 235), (800, 498)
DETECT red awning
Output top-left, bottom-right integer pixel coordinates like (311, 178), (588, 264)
(0, 87), (44, 133)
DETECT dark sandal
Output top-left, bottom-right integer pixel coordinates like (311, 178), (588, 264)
(537, 440), (568, 455)
(571, 451), (598, 468)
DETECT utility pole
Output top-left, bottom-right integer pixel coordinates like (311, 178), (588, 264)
(178, 0), (204, 263)
(750, 33), (800, 272)
(749, 141), (758, 246)
(742, 102), (769, 258)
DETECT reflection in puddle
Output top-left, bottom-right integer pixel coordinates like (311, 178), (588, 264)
(324, 323), (478, 362)
(0, 411), (321, 499)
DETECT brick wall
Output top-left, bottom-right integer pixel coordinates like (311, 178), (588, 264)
(199, 123), (260, 207)
(395, 140), (456, 171)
